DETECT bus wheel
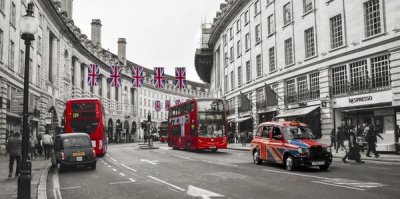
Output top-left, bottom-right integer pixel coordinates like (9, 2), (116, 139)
(186, 143), (191, 152)
(211, 149), (218, 152)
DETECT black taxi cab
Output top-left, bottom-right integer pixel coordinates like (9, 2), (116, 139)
(251, 121), (332, 171)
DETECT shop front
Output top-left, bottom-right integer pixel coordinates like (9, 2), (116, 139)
(333, 90), (397, 152)
(275, 105), (321, 138)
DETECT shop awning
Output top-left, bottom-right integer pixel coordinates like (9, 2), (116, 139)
(275, 106), (320, 118)
(235, 117), (252, 123)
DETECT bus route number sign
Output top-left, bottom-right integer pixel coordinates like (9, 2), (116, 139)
(72, 113), (80, 118)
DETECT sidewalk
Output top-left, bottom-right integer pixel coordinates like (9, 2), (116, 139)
(0, 155), (50, 199)
(227, 143), (400, 163)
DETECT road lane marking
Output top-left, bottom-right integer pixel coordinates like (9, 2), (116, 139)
(140, 159), (157, 165)
(121, 164), (137, 172)
(108, 165), (111, 168)
(59, 186), (81, 190)
(109, 181), (135, 185)
(119, 173), (126, 177)
(129, 178), (136, 182)
(170, 154), (194, 160)
(187, 185), (224, 199)
(263, 169), (328, 180)
(112, 168), (117, 171)
(312, 181), (365, 191)
(110, 157), (118, 162)
(52, 168), (62, 199)
(201, 160), (238, 167)
(148, 176), (185, 191)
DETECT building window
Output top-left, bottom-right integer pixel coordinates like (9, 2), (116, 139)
(0, 0), (4, 13)
(36, 65), (40, 86)
(371, 55), (390, 88)
(256, 87), (266, 109)
(364, 0), (382, 38)
(246, 61), (251, 82)
(236, 19), (241, 32)
(224, 51), (228, 66)
(223, 34), (227, 46)
(283, 2), (292, 25)
(245, 10), (249, 24)
(19, 50), (24, 75)
(39, 13), (43, 27)
(237, 40), (241, 57)
(10, 2), (16, 26)
(230, 46), (234, 63)
(245, 33), (250, 50)
(267, 14), (275, 35)
(37, 36), (42, 54)
(238, 66), (242, 86)
(231, 71), (235, 90)
(303, 0), (313, 13)
(254, 0), (260, 15)
(350, 60), (368, 91)
(0, 29), (3, 62)
(284, 38), (294, 65)
(286, 79), (296, 103)
(297, 76), (308, 101)
(256, 54), (262, 77)
(229, 27), (233, 40)
(330, 14), (343, 49)
(309, 72), (320, 99)
(224, 74), (228, 93)
(331, 65), (347, 95)
(9, 40), (15, 70)
(304, 27), (316, 58)
(255, 24), (261, 44)
(269, 47), (276, 72)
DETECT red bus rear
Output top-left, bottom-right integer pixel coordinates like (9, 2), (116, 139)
(167, 98), (227, 151)
(159, 121), (168, 143)
(64, 98), (107, 156)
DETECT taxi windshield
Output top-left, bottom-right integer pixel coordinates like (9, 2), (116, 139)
(283, 126), (314, 139)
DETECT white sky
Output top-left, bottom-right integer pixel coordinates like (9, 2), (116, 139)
(73, 0), (224, 83)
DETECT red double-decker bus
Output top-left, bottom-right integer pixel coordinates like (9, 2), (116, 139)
(167, 98), (227, 152)
(159, 121), (168, 143)
(64, 98), (107, 156)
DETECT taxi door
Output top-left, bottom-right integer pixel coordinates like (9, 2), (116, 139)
(260, 125), (272, 161)
(268, 126), (284, 163)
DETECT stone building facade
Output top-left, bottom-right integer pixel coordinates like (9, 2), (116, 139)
(195, 0), (400, 151)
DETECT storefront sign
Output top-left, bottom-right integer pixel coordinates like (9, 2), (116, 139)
(333, 90), (392, 108)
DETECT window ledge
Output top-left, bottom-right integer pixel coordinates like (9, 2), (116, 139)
(254, 12), (261, 18)
(0, 10), (5, 18)
(282, 21), (293, 29)
(328, 45), (347, 53)
(237, 30), (241, 34)
(269, 70), (277, 75)
(237, 54), (242, 58)
(10, 23), (16, 30)
(284, 63), (295, 68)
(255, 41), (261, 46)
(304, 54), (318, 62)
(245, 22), (249, 26)
(362, 32), (387, 42)
(268, 32), (276, 38)
(302, 9), (316, 19)
(326, 0), (334, 6)
(266, 1), (274, 8)
(245, 48), (250, 52)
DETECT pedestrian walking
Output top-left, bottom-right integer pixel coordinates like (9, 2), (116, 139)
(365, 123), (383, 158)
(6, 132), (22, 177)
(336, 126), (347, 153)
(241, 132), (247, 147)
(329, 129), (337, 152)
(43, 131), (53, 160)
(36, 136), (43, 156)
(342, 127), (364, 163)
(29, 136), (38, 160)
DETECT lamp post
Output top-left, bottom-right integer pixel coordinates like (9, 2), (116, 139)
(18, 2), (39, 199)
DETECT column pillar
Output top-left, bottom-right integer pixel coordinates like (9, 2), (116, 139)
(51, 37), (58, 87)
(390, 46), (400, 106)
(110, 85), (115, 114)
(83, 65), (89, 97)
(0, 77), (7, 154)
(101, 76), (107, 99)
(73, 58), (81, 97)
(319, 66), (334, 145)
(93, 81), (99, 97)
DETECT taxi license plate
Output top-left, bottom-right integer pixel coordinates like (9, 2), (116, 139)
(76, 157), (83, 161)
(312, 161), (325, 166)
(73, 152), (85, 157)
(209, 146), (216, 149)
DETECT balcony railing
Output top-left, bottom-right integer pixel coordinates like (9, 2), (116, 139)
(285, 90), (320, 104)
(331, 76), (391, 97)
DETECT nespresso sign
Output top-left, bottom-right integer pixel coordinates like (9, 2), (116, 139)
(348, 96), (373, 104)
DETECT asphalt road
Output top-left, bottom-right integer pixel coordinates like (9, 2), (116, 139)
(46, 143), (400, 199)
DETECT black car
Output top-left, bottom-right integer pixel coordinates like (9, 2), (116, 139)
(51, 133), (97, 172)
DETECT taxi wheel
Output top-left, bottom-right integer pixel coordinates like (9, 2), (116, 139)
(57, 163), (64, 173)
(91, 163), (97, 170)
(285, 156), (296, 171)
(319, 164), (330, 171)
(253, 149), (262, 165)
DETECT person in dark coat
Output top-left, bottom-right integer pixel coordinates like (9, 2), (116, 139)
(6, 132), (22, 177)
(342, 127), (364, 163)
(365, 123), (383, 158)
(329, 129), (337, 152)
(336, 127), (347, 153)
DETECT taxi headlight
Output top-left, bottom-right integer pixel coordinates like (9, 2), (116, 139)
(298, 148), (309, 155)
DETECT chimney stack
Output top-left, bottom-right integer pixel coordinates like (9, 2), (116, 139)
(61, 0), (73, 18)
(91, 19), (102, 46)
(118, 38), (127, 65)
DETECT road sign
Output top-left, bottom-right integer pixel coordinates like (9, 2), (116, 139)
(10, 92), (24, 113)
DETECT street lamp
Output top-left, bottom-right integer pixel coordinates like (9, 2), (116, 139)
(18, 2), (39, 199)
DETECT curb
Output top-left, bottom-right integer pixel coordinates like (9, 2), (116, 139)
(227, 147), (251, 152)
(332, 155), (400, 163)
(37, 163), (51, 199)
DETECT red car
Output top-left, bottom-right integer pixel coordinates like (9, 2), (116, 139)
(251, 121), (332, 171)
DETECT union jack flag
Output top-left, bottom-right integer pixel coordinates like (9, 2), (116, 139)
(165, 100), (171, 110)
(153, 67), (165, 89)
(175, 67), (187, 89)
(109, 65), (121, 87)
(155, 100), (161, 111)
(132, 65), (144, 88)
(175, 99), (181, 105)
(87, 64), (100, 87)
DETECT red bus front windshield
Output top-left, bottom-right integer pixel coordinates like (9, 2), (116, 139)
(197, 100), (225, 138)
(69, 102), (99, 134)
